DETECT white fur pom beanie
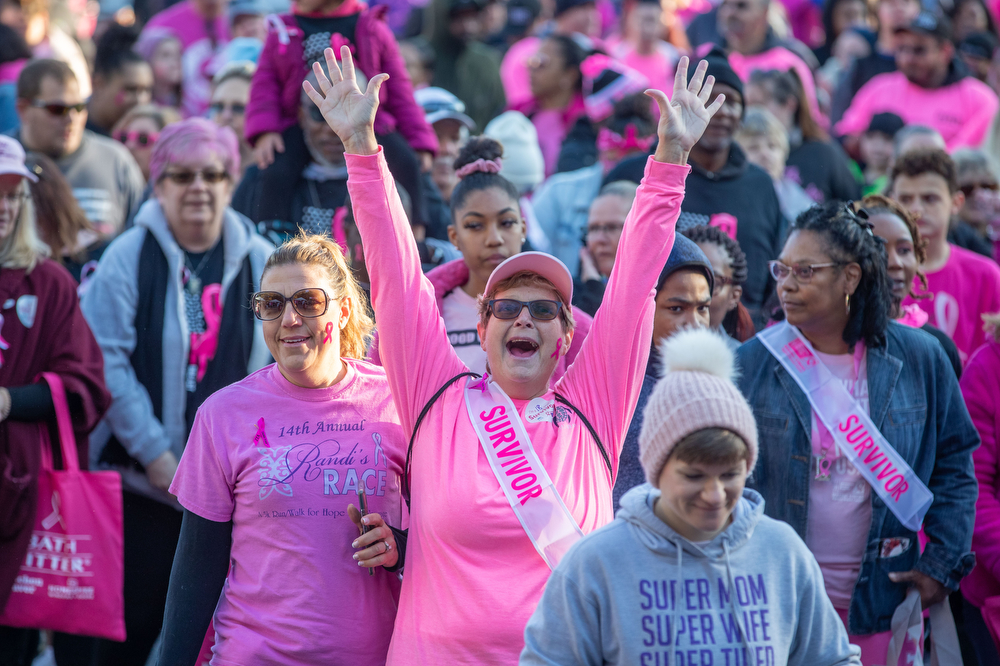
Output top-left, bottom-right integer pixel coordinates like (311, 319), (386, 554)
(638, 328), (759, 483)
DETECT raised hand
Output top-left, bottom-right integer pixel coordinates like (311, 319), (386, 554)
(302, 46), (388, 156)
(646, 57), (726, 166)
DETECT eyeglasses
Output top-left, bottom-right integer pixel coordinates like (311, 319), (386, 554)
(114, 130), (160, 146)
(252, 288), (331, 321)
(31, 100), (87, 116)
(487, 299), (563, 321)
(209, 102), (246, 116)
(769, 260), (843, 282)
(161, 169), (230, 185)
(585, 222), (624, 237)
(960, 181), (999, 197)
(0, 192), (26, 207)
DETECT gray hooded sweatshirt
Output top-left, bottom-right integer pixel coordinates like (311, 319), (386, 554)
(520, 485), (861, 666)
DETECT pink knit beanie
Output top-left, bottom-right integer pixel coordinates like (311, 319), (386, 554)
(639, 328), (758, 484)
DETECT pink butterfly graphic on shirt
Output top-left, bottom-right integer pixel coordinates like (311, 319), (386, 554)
(257, 445), (294, 499)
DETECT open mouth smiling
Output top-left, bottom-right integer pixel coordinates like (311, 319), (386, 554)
(506, 337), (539, 358)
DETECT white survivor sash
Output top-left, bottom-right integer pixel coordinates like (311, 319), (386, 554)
(464, 375), (585, 569)
(758, 323), (933, 531)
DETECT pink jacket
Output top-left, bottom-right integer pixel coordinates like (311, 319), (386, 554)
(347, 148), (686, 664)
(960, 339), (1000, 608)
(244, 10), (438, 153)
(367, 257), (594, 384)
(836, 70), (1000, 152)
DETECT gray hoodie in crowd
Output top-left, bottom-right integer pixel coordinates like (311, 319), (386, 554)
(520, 485), (861, 666)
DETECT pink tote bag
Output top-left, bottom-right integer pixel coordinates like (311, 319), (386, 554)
(0, 372), (125, 641)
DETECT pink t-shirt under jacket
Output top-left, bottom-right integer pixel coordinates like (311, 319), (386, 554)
(346, 148), (686, 664)
(171, 360), (406, 666)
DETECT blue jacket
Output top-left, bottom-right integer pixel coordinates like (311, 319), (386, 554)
(736, 322), (978, 634)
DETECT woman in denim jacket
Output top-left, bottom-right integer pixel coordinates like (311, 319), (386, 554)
(736, 201), (978, 665)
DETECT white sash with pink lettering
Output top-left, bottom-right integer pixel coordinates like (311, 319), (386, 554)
(464, 375), (585, 569)
(757, 323), (933, 532)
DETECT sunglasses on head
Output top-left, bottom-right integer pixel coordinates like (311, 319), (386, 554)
(487, 299), (562, 321)
(114, 130), (160, 146)
(252, 288), (331, 321)
(31, 100), (87, 116)
(161, 169), (230, 185)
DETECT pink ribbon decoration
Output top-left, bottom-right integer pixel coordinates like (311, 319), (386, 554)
(189, 284), (222, 383)
(0, 313), (9, 368)
(470, 373), (490, 393)
(323, 321), (334, 344)
(456, 158), (503, 180)
(254, 417), (271, 448)
(596, 125), (656, 155)
(41, 490), (66, 530)
(550, 338), (563, 359)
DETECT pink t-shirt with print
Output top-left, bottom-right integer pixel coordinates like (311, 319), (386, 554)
(170, 360), (406, 666)
(903, 243), (1000, 365)
(806, 347), (872, 610)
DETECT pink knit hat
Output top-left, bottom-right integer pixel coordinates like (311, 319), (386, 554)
(639, 328), (758, 483)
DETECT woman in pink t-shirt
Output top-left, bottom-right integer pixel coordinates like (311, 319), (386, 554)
(160, 233), (407, 666)
(303, 47), (724, 665)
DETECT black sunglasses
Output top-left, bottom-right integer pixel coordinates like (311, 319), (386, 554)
(162, 169), (230, 185)
(487, 299), (562, 321)
(252, 288), (331, 321)
(209, 102), (246, 116)
(31, 100), (87, 116)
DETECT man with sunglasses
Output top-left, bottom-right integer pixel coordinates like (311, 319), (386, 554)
(15, 59), (145, 239)
(837, 11), (1000, 152)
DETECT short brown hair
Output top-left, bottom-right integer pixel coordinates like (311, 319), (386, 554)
(890, 148), (958, 194)
(17, 59), (77, 102)
(262, 232), (374, 359)
(477, 270), (576, 332)
(670, 428), (750, 467)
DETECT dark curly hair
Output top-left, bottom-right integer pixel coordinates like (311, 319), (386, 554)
(860, 194), (930, 301)
(682, 225), (755, 342)
(784, 201), (894, 349)
(889, 148), (958, 194)
(450, 136), (520, 216)
(605, 92), (656, 137)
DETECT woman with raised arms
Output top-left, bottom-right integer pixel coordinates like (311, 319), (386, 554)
(303, 47), (724, 664)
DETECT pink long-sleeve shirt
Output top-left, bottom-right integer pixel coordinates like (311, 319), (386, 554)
(347, 149), (686, 664)
(835, 70), (1000, 152)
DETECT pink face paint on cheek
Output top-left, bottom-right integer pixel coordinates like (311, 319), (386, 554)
(323, 321), (334, 344)
(550, 338), (562, 358)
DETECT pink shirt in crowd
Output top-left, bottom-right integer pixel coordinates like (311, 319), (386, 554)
(170, 361), (407, 666)
(347, 148), (686, 664)
(835, 71), (1000, 152)
(902, 243), (1000, 365)
(501, 36), (540, 110)
(609, 41), (680, 96)
(806, 347), (872, 610)
(143, 0), (229, 117)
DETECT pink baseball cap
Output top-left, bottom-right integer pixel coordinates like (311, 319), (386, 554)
(0, 136), (38, 183)
(483, 251), (574, 305)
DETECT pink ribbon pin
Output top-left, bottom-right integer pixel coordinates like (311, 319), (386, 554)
(323, 321), (334, 344)
(550, 338), (563, 359)
(470, 373), (490, 393)
(254, 418), (271, 448)
(189, 285), (222, 383)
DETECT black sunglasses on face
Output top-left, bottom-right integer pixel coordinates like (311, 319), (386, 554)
(31, 100), (87, 116)
(487, 299), (562, 321)
(252, 288), (331, 321)
(162, 169), (230, 185)
(209, 102), (246, 116)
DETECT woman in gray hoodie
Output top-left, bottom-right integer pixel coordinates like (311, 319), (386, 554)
(520, 328), (861, 666)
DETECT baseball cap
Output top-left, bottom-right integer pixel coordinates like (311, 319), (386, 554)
(484, 252), (574, 305)
(555, 0), (595, 17)
(865, 112), (905, 138)
(0, 136), (39, 183)
(894, 11), (952, 41)
(414, 87), (476, 130)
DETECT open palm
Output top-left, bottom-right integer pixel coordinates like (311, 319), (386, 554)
(647, 57), (726, 158)
(303, 46), (387, 154)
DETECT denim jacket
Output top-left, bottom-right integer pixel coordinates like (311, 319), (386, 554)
(736, 322), (978, 634)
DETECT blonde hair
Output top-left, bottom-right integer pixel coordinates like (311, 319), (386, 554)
(736, 107), (790, 161)
(0, 179), (50, 272)
(112, 103), (182, 136)
(984, 312), (1000, 341)
(477, 270), (576, 332)
(262, 232), (374, 359)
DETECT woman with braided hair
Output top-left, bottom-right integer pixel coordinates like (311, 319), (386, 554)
(863, 194), (963, 377)
(682, 224), (755, 344)
(737, 201), (978, 664)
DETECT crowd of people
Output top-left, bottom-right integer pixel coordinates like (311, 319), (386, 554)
(2, 0), (1000, 661)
